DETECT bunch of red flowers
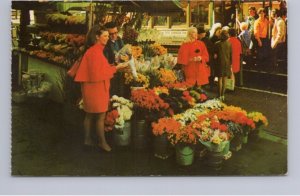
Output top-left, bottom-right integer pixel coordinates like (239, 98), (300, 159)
(104, 109), (119, 132)
(131, 89), (169, 111)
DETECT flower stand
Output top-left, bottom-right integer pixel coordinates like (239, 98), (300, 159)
(113, 121), (131, 146)
(153, 133), (173, 160)
(175, 144), (194, 166)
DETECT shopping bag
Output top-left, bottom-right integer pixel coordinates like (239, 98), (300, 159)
(225, 78), (235, 91)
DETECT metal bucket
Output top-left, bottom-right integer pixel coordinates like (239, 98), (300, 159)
(132, 119), (149, 150)
(207, 151), (224, 171)
(113, 121), (131, 146)
(153, 133), (172, 159)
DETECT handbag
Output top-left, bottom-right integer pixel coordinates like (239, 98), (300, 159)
(225, 78), (235, 91)
(67, 57), (83, 78)
(67, 60), (80, 78)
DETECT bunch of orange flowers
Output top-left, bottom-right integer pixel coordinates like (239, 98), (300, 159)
(131, 46), (143, 59)
(131, 89), (169, 111)
(168, 122), (201, 145)
(150, 43), (168, 56)
(159, 69), (177, 85)
(152, 117), (182, 136)
(124, 72), (149, 88)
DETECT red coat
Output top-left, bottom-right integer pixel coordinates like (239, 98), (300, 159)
(228, 37), (242, 73)
(75, 43), (116, 113)
(177, 40), (210, 86)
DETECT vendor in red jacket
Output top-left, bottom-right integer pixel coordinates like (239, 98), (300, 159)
(75, 25), (128, 152)
(177, 27), (210, 87)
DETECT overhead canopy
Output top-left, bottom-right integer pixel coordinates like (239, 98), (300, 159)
(11, 1), (56, 10)
(119, 0), (185, 16)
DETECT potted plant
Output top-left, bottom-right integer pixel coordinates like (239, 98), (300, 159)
(247, 111), (268, 142)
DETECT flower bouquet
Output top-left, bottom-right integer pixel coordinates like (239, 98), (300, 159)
(110, 95), (134, 129)
(105, 96), (134, 146)
(116, 44), (138, 79)
(151, 117), (182, 159)
(124, 72), (149, 88)
(130, 88), (170, 121)
(247, 111), (268, 141)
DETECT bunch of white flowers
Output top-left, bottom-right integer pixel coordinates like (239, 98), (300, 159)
(111, 95), (134, 129)
(174, 108), (207, 126)
(194, 99), (224, 111)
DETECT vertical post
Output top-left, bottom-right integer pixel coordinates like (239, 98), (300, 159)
(167, 16), (172, 29)
(88, 2), (93, 30)
(149, 16), (154, 29)
(268, 7), (272, 39)
(19, 8), (30, 48)
(186, 0), (191, 27)
(209, 0), (214, 28)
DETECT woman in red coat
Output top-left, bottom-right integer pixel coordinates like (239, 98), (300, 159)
(74, 25), (128, 152)
(228, 28), (242, 87)
(177, 27), (210, 87)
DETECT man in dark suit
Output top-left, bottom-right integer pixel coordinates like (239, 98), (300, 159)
(104, 22), (124, 64)
(104, 22), (125, 97)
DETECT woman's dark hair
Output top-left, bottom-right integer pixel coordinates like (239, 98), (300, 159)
(220, 29), (229, 41)
(85, 25), (108, 50)
(228, 28), (236, 37)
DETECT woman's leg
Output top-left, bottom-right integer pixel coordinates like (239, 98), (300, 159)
(96, 112), (111, 152)
(84, 113), (94, 146)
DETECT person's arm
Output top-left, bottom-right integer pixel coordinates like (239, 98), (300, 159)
(177, 43), (189, 66)
(200, 42), (209, 65)
(271, 20), (285, 49)
(254, 20), (262, 47)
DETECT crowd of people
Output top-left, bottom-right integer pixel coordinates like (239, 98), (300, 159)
(69, 5), (287, 152)
(177, 6), (287, 101)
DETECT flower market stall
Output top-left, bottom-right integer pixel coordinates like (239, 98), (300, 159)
(12, 1), (269, 171)
(97, 41), (269, 170)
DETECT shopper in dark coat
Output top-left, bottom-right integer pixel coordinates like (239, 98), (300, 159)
(214, 29), (232, 101)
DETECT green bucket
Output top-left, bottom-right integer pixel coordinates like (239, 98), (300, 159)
(176, 144), (194, 166)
